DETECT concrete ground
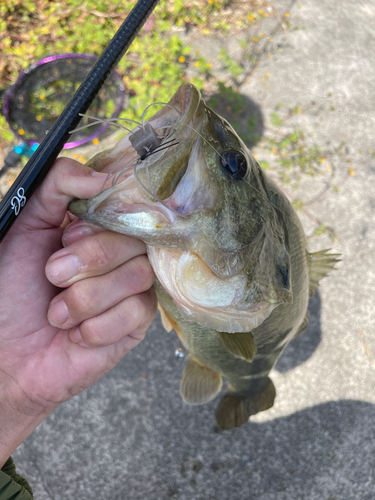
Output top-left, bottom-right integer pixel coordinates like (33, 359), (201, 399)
(12, 0), (375, 498)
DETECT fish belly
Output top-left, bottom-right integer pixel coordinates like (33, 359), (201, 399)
(155, 278), (306, 429)
(153, 217), (309, 429)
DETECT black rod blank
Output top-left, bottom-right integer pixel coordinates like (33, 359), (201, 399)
(0, 0), (159, 243)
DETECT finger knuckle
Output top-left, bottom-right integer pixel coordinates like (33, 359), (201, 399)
(129, 326), (148, 345)
(89, 236), (113, 268)
(66, 282), (94, 315)
(126, 296), (144, 325)
(127, 256), (155, 290)
(80, 318), (104, 346)
(54, 158), (88, 193)
(147, 288), (158, 319)
(134, 290), (157, 329)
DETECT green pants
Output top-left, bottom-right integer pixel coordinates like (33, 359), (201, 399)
(0, 457), (33, 499)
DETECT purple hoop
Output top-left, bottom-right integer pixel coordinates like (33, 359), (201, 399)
(3, 53), (126, 149)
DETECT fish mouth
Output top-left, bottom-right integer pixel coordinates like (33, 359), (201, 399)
(69, 83), (205, 244)
(69, 83), (287, 333)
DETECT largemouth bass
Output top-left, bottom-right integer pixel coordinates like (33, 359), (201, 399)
(69, 84), (339, 429)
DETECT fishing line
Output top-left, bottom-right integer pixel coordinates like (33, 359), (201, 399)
(242, 176), (299, 230)
(0, 0), (162, 243)
(106, 149), (139, 190)
(183, 121), (299, 229)
(70, 113), (144, 134)
(75, 98), (297, 228)
(133, 160), (188, 218)
(71, 101), (181, 141)
(138, 138), (179, 161)
(71, 101), (182, 204)
(92, 131), (181, 209)
(134, 135), (186, 218)
(140, 101), (181, 127)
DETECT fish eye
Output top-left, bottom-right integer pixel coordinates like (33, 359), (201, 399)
(220, 151), (247, 180)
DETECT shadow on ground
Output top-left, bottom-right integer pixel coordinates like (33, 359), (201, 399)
(15, 315), (373, 500)
(207, 87), (264, 148)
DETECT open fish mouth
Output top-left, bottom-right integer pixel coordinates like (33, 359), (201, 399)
(69, 83), (292, 333)
(69, 83), (207, 238)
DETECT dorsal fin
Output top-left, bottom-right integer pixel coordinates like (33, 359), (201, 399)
(307, 249), (341, 296)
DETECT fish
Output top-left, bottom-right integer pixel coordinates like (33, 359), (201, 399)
(69, 83), (339, 429)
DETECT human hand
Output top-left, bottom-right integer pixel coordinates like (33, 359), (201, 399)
(0, 158), (157, 464)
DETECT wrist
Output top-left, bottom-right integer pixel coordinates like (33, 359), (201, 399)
(0, 373), (52, 467)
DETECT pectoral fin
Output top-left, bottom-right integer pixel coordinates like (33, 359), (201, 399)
(157, 304), (186, 345)
(307, 249), (341, 297)
(219, 332), (257, 362)
(180, 357), (222, 405)
(158, 304), (174, 332)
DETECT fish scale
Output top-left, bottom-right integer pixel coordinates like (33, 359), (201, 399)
(69, 83), (339, 429)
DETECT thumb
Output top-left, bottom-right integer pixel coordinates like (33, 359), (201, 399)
(16, 157), (108, 231)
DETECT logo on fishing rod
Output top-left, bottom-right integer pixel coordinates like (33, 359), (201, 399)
(11, 188), (26, 216)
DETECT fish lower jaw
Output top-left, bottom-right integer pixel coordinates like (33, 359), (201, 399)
(89, 207), (176, 240)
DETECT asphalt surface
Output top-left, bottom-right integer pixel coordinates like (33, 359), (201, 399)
(12, 1), (375, 499)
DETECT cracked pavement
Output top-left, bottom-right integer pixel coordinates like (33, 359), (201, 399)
(11, 1), (375, 498)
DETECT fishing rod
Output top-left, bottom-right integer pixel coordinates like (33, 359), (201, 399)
(0, 0), (160, 243)
(0, 53), (126, 179)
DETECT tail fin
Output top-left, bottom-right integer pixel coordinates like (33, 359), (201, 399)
(215, 378), (276, 429)
(307, 249), (341, 297)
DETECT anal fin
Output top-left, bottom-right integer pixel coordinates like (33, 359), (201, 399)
(180, 357), (222, 405)
(307, 249), (341, 297)
(215, 378), (276, 429)
(219, 331), (257, 362)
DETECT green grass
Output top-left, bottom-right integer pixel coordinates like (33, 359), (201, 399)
(0, 0), (248, 147)
(0, 0), (354, 241)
